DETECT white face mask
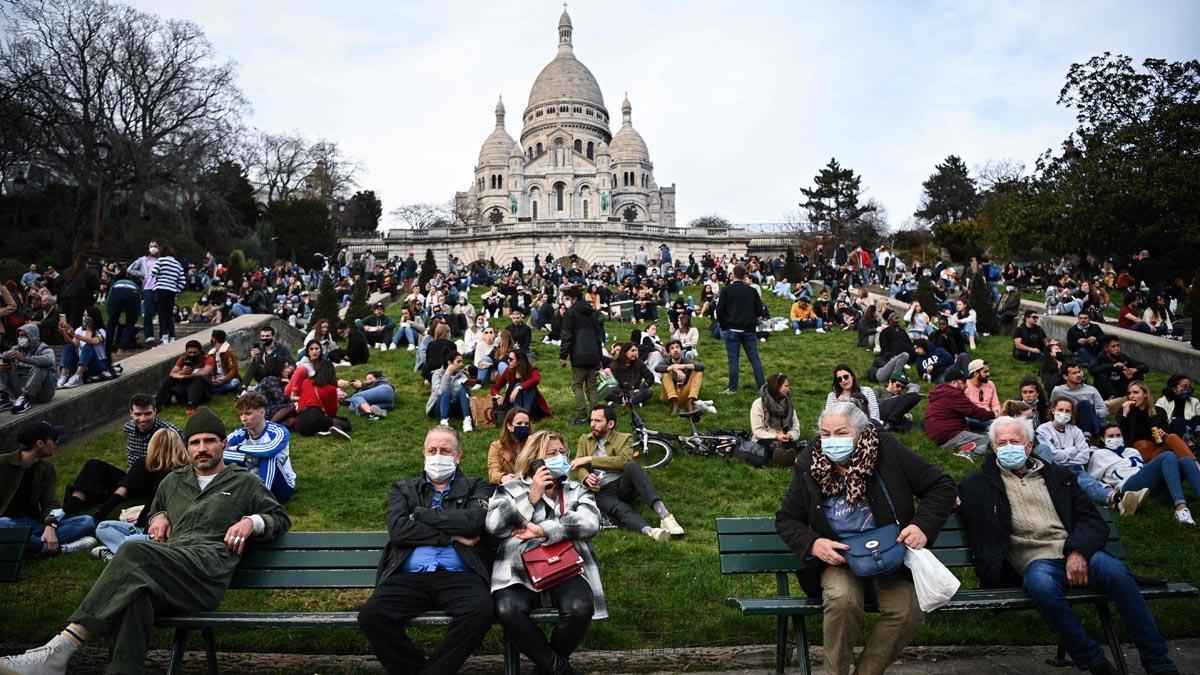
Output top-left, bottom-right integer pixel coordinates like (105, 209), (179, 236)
(17, 337), (29, 348)
(1053, 411), (1072, 426)
(149, 247), (159, 255)
(424, 454), (457, 483)
(1104, 437), (1125, 450)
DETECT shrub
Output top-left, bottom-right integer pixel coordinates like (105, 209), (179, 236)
(417, 248), (438, 289)
(227, 250), (247, 287)
(967, 272), (1000, 334)
(310, 275), (339, 329)
(344, 280), (370, 325)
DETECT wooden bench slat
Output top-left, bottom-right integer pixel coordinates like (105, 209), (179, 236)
(157, 608), (562, 629)
(0, 542), (25, 563)
(238, 549), (381, 569)
(0, 527), (31, 546)
(720, 552), (802, 574)
(250, 532), (389, 550)
(230, 568), (377, 589)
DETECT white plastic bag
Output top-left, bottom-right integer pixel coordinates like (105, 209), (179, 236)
(904, 547), (960, 612)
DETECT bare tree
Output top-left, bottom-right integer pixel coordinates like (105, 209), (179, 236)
(307, 139), (362, 202)
(389, 202), (446, 230)
(240, 130), (313, 203)
(975, 159), (1027, 192)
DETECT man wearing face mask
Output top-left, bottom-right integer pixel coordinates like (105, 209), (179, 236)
(959, 417), (1181, 675)
(357, 425), (495, 674)
(246, 326), (294, 384)
(572, 405), (682, 542)
(0, 325), (57, 414)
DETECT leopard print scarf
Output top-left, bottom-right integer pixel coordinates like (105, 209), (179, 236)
(810, 424), (880, 504)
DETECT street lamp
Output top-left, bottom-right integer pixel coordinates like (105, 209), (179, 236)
(91, 132), (112, 258)
(11, 173), (25, 230)
(1063, 139), (1082, 167)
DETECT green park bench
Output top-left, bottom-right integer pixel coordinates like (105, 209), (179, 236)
(717, 510), (1198, 675)
(155, 531), (563, 675)
(0, 526), (32, 582)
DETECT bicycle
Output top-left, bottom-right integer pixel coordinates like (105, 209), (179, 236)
(628, 405), (750, 470)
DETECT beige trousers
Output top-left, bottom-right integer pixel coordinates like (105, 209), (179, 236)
(820, 565), (922, 675)
(660, 370), (703, 405)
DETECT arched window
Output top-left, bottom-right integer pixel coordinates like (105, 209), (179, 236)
(529, 186), (540, 220)
(574, 139), (582, 154)
(554, 182), (565, 211)
(583, 200), (589, 218)
(611, 175), (617, 188)
(586, 142), (594, 160)
(532, 201), (538, 219)
(536, 142), (543, 155)
(527, 147), (533, 159)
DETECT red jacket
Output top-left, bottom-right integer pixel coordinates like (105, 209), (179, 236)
(490, 365), (553, 419)
(924, 383), (995, 444)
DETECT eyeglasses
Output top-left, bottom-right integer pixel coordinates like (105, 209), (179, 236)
(837, 374), (852, 382)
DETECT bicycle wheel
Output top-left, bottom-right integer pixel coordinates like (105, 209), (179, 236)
(634, 438), (674, 470)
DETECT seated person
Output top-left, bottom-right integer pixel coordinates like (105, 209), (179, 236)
(655, 340), (704, 416)
(293, 359), (352, 440)
(1051, 364), (1107, 436)
(245, 326), (293, 384)
(358, 302), (396, 348)
(1156, 375), (1198, 447)
(335, 320), (370, 366)
(90, 427), (192, 561)
(924, 367), (995, 458)
(963, 359), (1001, 420)
(343, 371), (395, 420)
(188, 296), (219, 324)
(958, 416), (1182, 675)
(154, 340), (214, 413)
(389, 308), (426, 350)
(606, 342), (655, 408)
(1119, 380), (1194, 464)
(506, 309), (532, 352)
(224, 392), (296, 503)
(930, 316), (966, 356)
(903, 301), (933, 339)
(1035, 397), (1115, 508)
(913, 339), (955, 384)
(56, 307), (114, 389)
(425, 351), (474, 433)
(572, 405), (682, 542)
(789, 297), (825, 334)
(207, 329), (241, 395)
(873, 371), (922, 433)
(487, 407), (532, 485)
(28, 295), (62, 347)
(1089, 423), (1200, 522)
(490, 349), (551, 421)
(356, 424), (494, 674)
(0, 421), (95, 556)
(1090, 336), (1148, 407)
(751, 372), (802, 455)
(1066, 312), (1104, 366)
(878, 313), (917, 364)
(1012, 311), (1047, 362)
(824, 364), (880, 423)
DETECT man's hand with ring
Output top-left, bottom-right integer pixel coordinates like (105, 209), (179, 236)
(224, 517), (255, 555)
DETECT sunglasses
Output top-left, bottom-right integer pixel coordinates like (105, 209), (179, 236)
(837, 374), (852, 381)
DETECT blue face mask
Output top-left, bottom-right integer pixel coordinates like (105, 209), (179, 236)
(995, 444), (1029, 471)
(544, 454), (571, 478)
(512, 425), (531, 441)
(821, 436), (856, 464)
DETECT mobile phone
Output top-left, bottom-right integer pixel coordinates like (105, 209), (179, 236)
(530, 459), (546, 475)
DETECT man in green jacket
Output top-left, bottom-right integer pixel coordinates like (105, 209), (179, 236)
(358, 302), (397, 349)
(0, 421), (96, 555)
(570, 404), (683, 543)
(1, 408), (291, 675)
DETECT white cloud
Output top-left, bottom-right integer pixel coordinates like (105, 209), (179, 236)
(133, 0), (1199, 228)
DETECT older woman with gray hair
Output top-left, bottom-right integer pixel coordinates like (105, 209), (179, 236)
(776, 402), (957, 675)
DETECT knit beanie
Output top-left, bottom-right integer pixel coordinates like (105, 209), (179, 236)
(184, 407), (227, 442)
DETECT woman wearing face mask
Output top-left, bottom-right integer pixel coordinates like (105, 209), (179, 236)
(1018, 376), (1049, 427)
(1155, 375), (1199, 447)
(57, 306), (113, 388)
(776, 402), (957, 675)
(487, 430), (604, 675)
(1034, 397), (1117, 507)
(1088, 424), (1200, 523)
(488, 408), (532, 484)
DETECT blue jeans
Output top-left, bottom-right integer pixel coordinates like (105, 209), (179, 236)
(723, 330), (765, 392)
(1122, 453), (1200, 506)
(212, 378), (241, 394)
(351, 384), (396, 413)
(1023, 552), (1176, 673)
(790, 318), (824, 331)
(0, 515), (95, 555)
(141, 289), (156, 340)
(1074, 403), (1103, 437)
(95, 520), (149, 553)
(438, 387), (471, 421)
(60, 342), (109, 377)
(391, 325), (419, 348)
(965, 417), (993, 433)
(1069, 464), (1113, 504)
(1074, 345), (1098, 367)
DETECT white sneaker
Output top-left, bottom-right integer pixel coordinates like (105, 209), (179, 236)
(794, 329), (801, 335)
(815, 327), (826, 334)
(463, 416), (474, 433)
(368, 405), (388, 418)
(55, 374), (68, 388)
(440, 418), (450, 427)
(1119, 488), (1150, 517)
(60, 536), (98, 554)
(406, 344), (415, 351)
(660, 514), (684, 536)
(388, 343), (396, 351)
(0, 637), (74, 675)
(335, 360), (351, 368)
(1176, 507), (1196, 525)
(471, 383), (482, 391)
(61, 373), (83, 389)
(646, 527), (671, 543)
(329, 427), (351, 441)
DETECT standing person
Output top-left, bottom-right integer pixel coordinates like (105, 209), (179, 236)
(0, 408), (291, 675)
(559, 286), (604, 426)
(716, 264), (767, 395)
(488, 430), (604, 675)
(776, 402), (957, 675)
(487, 407), (532, 485)
(356, 425), (495, 675)
(56, 253), (98, 329)
(104, 272), (141, 354)
(150, 244), (185, 345)
(127, 241), (160, 345)
(572, 405), (682, 542)
(0, 421), (96, 556)
(958, 416), (1181, 675)
(224, 392), (296, 503)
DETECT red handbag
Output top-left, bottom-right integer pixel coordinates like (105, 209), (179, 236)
(520, 491), (584, 591)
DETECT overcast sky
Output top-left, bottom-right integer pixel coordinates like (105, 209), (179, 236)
(134, 0), (1198, 230)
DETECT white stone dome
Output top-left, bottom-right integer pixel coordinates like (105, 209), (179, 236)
(478, 98), (516, 165)
(525, 9), (606, 112)
(610, 95), (649, 161)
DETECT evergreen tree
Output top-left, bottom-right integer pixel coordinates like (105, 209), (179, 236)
(967, 273), (1000, 335)
(1187, 270), (1200, 350)
(799, 158), (875, 239)
(418, 248), (439, 288)
(310, 275), (339, 329)
(227, 250), (247, 286)
(915, 155), (980, 225)
(914, 277), (938, 315)
(344, 279), (370, 325)
(782, 248), (804, 284)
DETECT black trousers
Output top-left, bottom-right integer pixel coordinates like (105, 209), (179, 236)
(295, 406), (352, 436)
(494, 576), (594, 673)
(357, 570), (493, 675)
(606, 387), (652, 407)
(66, 459), (125, 505)
(879, 392), (922, 427)
(155, 376), (211, 409)
(595, 462), (661, 532)
(154, 289), (177, 340)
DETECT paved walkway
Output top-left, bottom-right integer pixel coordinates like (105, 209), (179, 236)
(30, 638), (1200, 673)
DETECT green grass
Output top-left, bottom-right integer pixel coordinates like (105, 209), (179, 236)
(2, 286), (1196, 658)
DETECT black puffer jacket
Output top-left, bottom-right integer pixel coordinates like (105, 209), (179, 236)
(957, 455), (1107, 589)
(376, 468), (495, 584)
(775, 433), (957, 597)
(560, 300), (604, 367)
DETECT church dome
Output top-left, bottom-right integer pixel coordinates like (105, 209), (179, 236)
(525, 9), (606, 112)
(610, 95), (649, 161)
(478, 97), (516, 165)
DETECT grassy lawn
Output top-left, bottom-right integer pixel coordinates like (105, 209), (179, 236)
(2, 285), (1195, 658)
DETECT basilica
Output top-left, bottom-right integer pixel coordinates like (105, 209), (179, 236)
(455, 8), (676, 229)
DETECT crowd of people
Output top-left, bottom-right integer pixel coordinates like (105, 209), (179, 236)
(0, 239), (1196, 675)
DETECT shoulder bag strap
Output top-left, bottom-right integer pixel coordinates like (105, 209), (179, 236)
(875, 475), (901, 525)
